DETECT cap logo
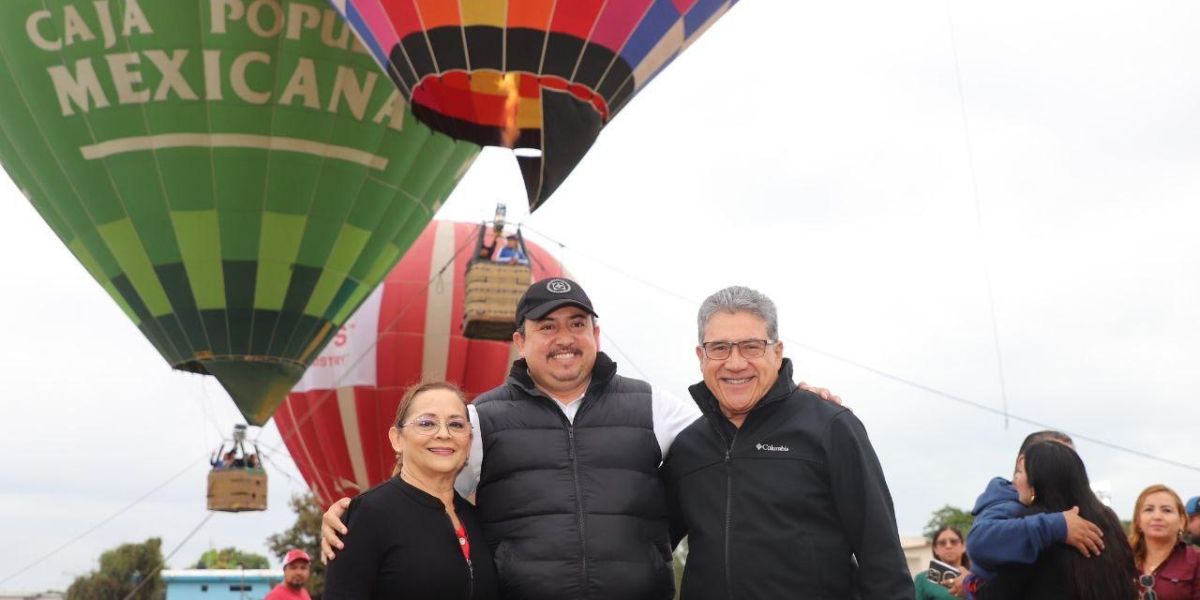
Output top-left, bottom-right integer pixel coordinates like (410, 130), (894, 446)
(546, 279), (572, 294)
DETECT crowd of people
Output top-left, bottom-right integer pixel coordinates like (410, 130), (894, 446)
(915, 430), (1200, 600)
(303, 276), (1197, 600)
(209, 448), (260, 470)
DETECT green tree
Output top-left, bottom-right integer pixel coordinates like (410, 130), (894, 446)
(193, 547), (270, 569)
(924, 505), (975, 540)
(267, 493), (325, 599)
(66, 537), (165, 600)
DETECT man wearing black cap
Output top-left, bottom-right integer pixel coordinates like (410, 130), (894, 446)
(322, 277), (702, 600)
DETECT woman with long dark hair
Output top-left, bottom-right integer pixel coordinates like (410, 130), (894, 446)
(915, 526), (971, 599)
(979, 441), (1137, 600)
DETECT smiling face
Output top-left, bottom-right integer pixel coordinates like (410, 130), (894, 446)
(388, 388), (471, 479)
(1138, 490), (1185, 543)
(697, 311), (784, 427)
(514, 305), (599, 401)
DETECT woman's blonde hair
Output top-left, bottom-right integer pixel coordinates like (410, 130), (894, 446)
(390, 381), (469, 476)
(1128, 483), (1187, 568)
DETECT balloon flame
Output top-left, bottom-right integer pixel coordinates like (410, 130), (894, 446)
(499, 72), (520, 148)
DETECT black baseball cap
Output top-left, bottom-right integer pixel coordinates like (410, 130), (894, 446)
(515, 278), (598, 326)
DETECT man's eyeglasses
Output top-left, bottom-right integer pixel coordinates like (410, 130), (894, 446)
(1139, 574), (1158, 600)
(400, 417), (471, 437)
(700, 339), (777, 360)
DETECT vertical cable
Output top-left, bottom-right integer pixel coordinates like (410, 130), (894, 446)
(945, 0), (1010, 427)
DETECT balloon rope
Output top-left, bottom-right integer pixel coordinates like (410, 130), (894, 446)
(253, 437), (307, 486)
(945, 0), (1011, 429)
(0, 458), (206, 587)
(120, 512), (215, 600)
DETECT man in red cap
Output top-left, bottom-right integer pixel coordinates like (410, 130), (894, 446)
(265, 549), (311, 600)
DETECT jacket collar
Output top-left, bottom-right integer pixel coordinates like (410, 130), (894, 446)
(505, 351), (619, 399)
(688, 358), (798, 422)
(389, 474), (450, 510)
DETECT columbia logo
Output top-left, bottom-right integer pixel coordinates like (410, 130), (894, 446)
(755, 443), (790, 452)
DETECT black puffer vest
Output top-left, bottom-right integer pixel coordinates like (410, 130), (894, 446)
(473, 352), (673, 600)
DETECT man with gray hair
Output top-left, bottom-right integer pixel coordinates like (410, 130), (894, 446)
(662, 285), (913, 599)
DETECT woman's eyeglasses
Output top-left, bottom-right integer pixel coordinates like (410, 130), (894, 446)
(401, 417), (471, 437)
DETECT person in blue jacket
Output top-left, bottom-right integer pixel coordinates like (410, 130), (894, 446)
(495, 236), (528, 265)
(962, 431), (1107, 599)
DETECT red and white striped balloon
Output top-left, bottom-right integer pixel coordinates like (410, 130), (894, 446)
(273, 220), (563, 507)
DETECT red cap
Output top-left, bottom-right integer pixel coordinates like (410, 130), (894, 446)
(284, 549), (311, 566)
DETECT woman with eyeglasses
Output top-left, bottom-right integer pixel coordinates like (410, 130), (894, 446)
(915, 526), (971, 599)
(323, 381), (498, 600)
(977, 441), (1136, 600)
(1128, 484), (1200, 600)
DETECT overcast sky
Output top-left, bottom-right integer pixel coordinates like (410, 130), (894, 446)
(4, 0), (1200, 592)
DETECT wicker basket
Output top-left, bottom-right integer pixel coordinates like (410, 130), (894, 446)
(207, 469), (268, 512)
(463, 262), (532, 340)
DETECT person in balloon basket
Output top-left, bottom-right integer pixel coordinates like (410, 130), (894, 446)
(661, 285), (913, 600)
(322, 382), (498, 600)
(264, 549), (312, 600)
(495, 235), (529, 265)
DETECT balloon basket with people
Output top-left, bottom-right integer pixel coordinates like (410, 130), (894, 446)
(207, 424), (267, 513)
(463, 206), (536, 341)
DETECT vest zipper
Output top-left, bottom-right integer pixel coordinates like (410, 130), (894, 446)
(567, 422), (589, 598)
(724, 429), (738, 600)
(533, 388), (594, 598)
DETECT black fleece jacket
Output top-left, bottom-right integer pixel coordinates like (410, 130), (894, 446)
(662, 359), (913, 600)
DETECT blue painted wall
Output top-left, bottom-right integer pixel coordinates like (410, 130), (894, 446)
(162, 570), (284, 600)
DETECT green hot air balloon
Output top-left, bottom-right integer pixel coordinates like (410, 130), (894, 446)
(0, 0), (480, 424)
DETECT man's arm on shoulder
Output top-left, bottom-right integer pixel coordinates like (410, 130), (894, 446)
(651, 385), (701, 459)
(824, 410), (914, 600)
(966, 479), (1066, 572)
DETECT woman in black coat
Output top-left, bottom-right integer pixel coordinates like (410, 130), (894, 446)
(979, 441), (1136, 600)
(323, 381), (498, 600)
